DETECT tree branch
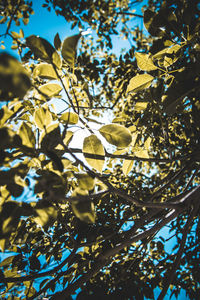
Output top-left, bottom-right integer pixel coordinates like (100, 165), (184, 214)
(158, 204), (199, 299)
(4, 247), (77, 284)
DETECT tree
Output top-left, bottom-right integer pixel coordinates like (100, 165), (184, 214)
(0, 0), (200, 299)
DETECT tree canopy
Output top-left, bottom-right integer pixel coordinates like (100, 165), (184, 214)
(0, 0), (200, 299)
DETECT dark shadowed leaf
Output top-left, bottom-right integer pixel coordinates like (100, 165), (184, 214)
(61, 34), (81, 67)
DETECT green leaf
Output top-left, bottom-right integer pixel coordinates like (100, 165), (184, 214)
(126, 74), (154, 94)
(76, 173), (95, 190)
(83, 135), (105, 173)
(18, 122), (35, 148)
(61, 34), (81, 67)
(39, 83), (62, 98)
(34, 107), (52, 129)
(26, 35), (61, 69)
(135, 52), (157, 71)
(54, 33), (61, 50)
(60, 112), (79, 124)
(99, 124), (132, 148)
(71, 200), (96, 224)
(122, 160), (134, 176)
(33, 63), (58, 79)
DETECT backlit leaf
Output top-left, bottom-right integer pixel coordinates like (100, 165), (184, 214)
(122, 160), (134, 176)
(135, 52), (157, 71)
(99, 124), (132, 148)
(61, 34), (81, 67)
(39, 83), (62, 98)
(60, 112), (79, 124)
(83, 135), (105, 173)
(33, 63), (57, 79)
(134, 102), (148, 111)
(127, 74), (154, 94)
(19, 122), (35, 148)
(34, 107), (52, 129)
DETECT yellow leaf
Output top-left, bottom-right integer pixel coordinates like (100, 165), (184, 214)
(135, 52), (157, 71)
(122, 160), (134, 176)
(99, 124), (132, 148)
(83, 135), (105, 173)
(127, 74), (154, 94)
(33, 63), (57, 79)
(39, 83), (62, 98)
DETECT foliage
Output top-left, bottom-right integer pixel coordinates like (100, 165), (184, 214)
(0, 0), (200, 299)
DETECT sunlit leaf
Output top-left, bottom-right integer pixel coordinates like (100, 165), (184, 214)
(61, 34), (81, 67)
(34, 107), (52, 129)
(60, 112), (79, 124)
(33, 63), (57, 79)
(126, 74), (154, 94)
(39, 83), (62, 98)
(122, 160), (134, 176)
(135, 52), (157, 71)
(18, 122), (35, 148)
(153, 44), (181, 67)
(83, 135), (105, 173)
(134, 102), (148, 111)
(99, 124), (132, 148)
(134, 148), (149, 158)
(26, 35), (62, 68)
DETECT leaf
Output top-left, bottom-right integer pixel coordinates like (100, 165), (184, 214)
(126, 74), (154, 94)
(34, 107), (52, 129)
(18, 122), (35, 148)
(134, 148), (149, 159)
(33, 63), (57, 79)
(0, 53), (31, 101)
(135, 52), (157, 71)
(34, 206), (57, 228)
(11, 31), (21, 39)
(83, 135), (105, 173)
(71, 200), (96, 223)
(0, 255), (16, 267)
(54, 33), (61, 50)
(134, 102), (148, 111)
(76, 173), (95, 190)
(39, 83), (62, 98)
(60, 112), (79, 124)
(163, 45), (181, 67)
(40, 124), (61, 150)
(99, 124), (132, 148)
(61, 34), (81, 67)
(26, 35), (61, 69)
(153, 44), (181, 67)
(122, 160), (134, 176)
